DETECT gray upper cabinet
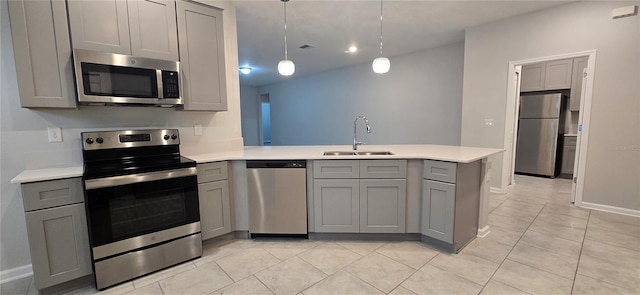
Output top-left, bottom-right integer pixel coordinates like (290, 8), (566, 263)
(521, 59), (573, 92)
(67, 0), (179, 61)
(520, 63), (546, 92)
(127, 0), (179, 60)
(177, 1), (227, 111)
(7, 0), (76, 108)
(544, 59), (573, 90)
(67, 0), (131, 55)
(570, 57), (588, 112)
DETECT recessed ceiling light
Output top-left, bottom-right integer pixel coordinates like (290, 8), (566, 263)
(239, 66), (252, 74)
(348, 46), (358, 53)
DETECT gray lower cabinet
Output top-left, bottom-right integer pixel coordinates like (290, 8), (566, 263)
(360, 179), (406, 233)
(176, 1), (227, 111)
(21, 178), (91, 290)
(314, 179), (360, 232)
(561, 137), (577, 175)
(197, 161), (232, 239)
(198, 180), (231, 239)
(421, 160), (481, 252)
(421, 180), (455, 243)
(7, 0), (76, 108)
(313, 160), (407, 234)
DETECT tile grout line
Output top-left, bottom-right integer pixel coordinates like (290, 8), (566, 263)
(570, 209), (591, 294)
(477, 192), (546, 295)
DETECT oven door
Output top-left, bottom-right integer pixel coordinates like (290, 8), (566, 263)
(84, 168), (199, 258)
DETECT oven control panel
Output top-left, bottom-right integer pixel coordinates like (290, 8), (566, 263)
(82, 129), (180, 150)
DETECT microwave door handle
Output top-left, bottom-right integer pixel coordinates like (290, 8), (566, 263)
(157, 69), (164, 99)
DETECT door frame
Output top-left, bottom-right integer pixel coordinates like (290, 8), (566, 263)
(257, 94), (270, 146)
(502, 50), (597, 206)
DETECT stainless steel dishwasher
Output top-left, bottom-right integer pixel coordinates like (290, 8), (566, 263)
(247, 160), (307, 238)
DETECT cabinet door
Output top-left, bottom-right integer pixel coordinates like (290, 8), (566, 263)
(544, 59), (573, 90)
(422, 180), (455, 243)
(520, 63), (545, 92)
(197, 161), (229, 184)
(314, 179), (360, 232)
(8, 0), (76, 108)
(67, 0), (131, 55)
(25, 203), (91, 289)
(198, 180), (231, 240)
(360, 179), (406, 233)
(570, 57), (588, 111)
(360, 160), (407, 179)
(314, 160), (360, 179)
(177, 1), (227, 111)
(128, 0), (179, 60)
(561, 144), (577, 175)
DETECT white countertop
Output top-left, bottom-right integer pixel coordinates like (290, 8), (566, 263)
(564, 134), (578, 137)
(12, 144), (503, 184)
(187, 144), (503, 163)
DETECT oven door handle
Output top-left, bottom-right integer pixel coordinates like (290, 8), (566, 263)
(85, 167), (197, 190)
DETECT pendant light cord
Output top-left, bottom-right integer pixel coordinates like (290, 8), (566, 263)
(283, 0), (289, 60)
(379, 0), (384, 56)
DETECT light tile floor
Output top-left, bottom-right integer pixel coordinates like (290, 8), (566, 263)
(3, 175), (639, 295)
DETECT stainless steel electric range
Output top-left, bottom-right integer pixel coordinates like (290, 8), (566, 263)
(81, 129), (201, 290)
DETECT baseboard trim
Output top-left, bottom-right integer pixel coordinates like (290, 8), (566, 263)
(580, 202), (640, 217)
(0, 264), (33, 284)
(490, 187), (506, 194)
(477, 225), (491, 238)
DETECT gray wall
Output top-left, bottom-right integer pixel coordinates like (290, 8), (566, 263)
(240, 85), (260, 146)
(0, 1), (243, 273)
(250, 42), (465, 146)
(461, 1), (639, 210)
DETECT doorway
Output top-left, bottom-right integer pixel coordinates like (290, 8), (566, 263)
(503, 50), (597, 206)
(259, 94), (271, 146)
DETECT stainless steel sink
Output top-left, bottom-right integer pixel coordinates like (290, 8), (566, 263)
(356, 151), (394, 155)
(323, 151), (357, 156)
(323, 151), (394, 156)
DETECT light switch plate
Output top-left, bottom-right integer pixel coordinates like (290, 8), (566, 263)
(47, 127), (62, 142)
(194, 124), (203, 136)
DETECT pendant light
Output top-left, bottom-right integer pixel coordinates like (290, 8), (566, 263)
(372, 0), (390, 74)
(278, 0), (295, 76)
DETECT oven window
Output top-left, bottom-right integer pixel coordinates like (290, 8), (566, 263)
(81, 62), (158, 98)
(86, 175), (199, 247)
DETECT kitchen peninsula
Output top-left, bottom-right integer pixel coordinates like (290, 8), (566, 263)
(12, 144), (501, 290)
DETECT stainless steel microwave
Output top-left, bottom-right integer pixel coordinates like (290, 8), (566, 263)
(73, 49), (182, 106)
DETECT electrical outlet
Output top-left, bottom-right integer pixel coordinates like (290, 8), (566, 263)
(484, 119), (495, 128)
(194, 124), (203, 136)
(48, 127), (62, 142)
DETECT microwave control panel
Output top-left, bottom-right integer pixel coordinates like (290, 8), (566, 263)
(162, 71), (180, 98)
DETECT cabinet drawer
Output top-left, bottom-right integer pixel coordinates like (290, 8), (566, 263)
(564, 136), (577, 147)
(197, 161), (228, 183)
(360, 160), (407, 179)
(22, 178), (84, 211)
(313, 160), (359, 179)
(424, 160), (457, 183)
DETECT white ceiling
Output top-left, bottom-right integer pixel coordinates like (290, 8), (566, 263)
(234, 0), (574, 86)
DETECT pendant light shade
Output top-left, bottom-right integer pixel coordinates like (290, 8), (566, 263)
(278, 0), (295, 76)
(372, 0), (389, 74)
(278, 59), (295, 76)
(372, 57), (390, 74)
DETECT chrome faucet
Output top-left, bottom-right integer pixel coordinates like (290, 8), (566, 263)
(353, 115), (371, 150)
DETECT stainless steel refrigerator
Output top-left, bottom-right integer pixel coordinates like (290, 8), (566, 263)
(515, 93), (565, 177)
